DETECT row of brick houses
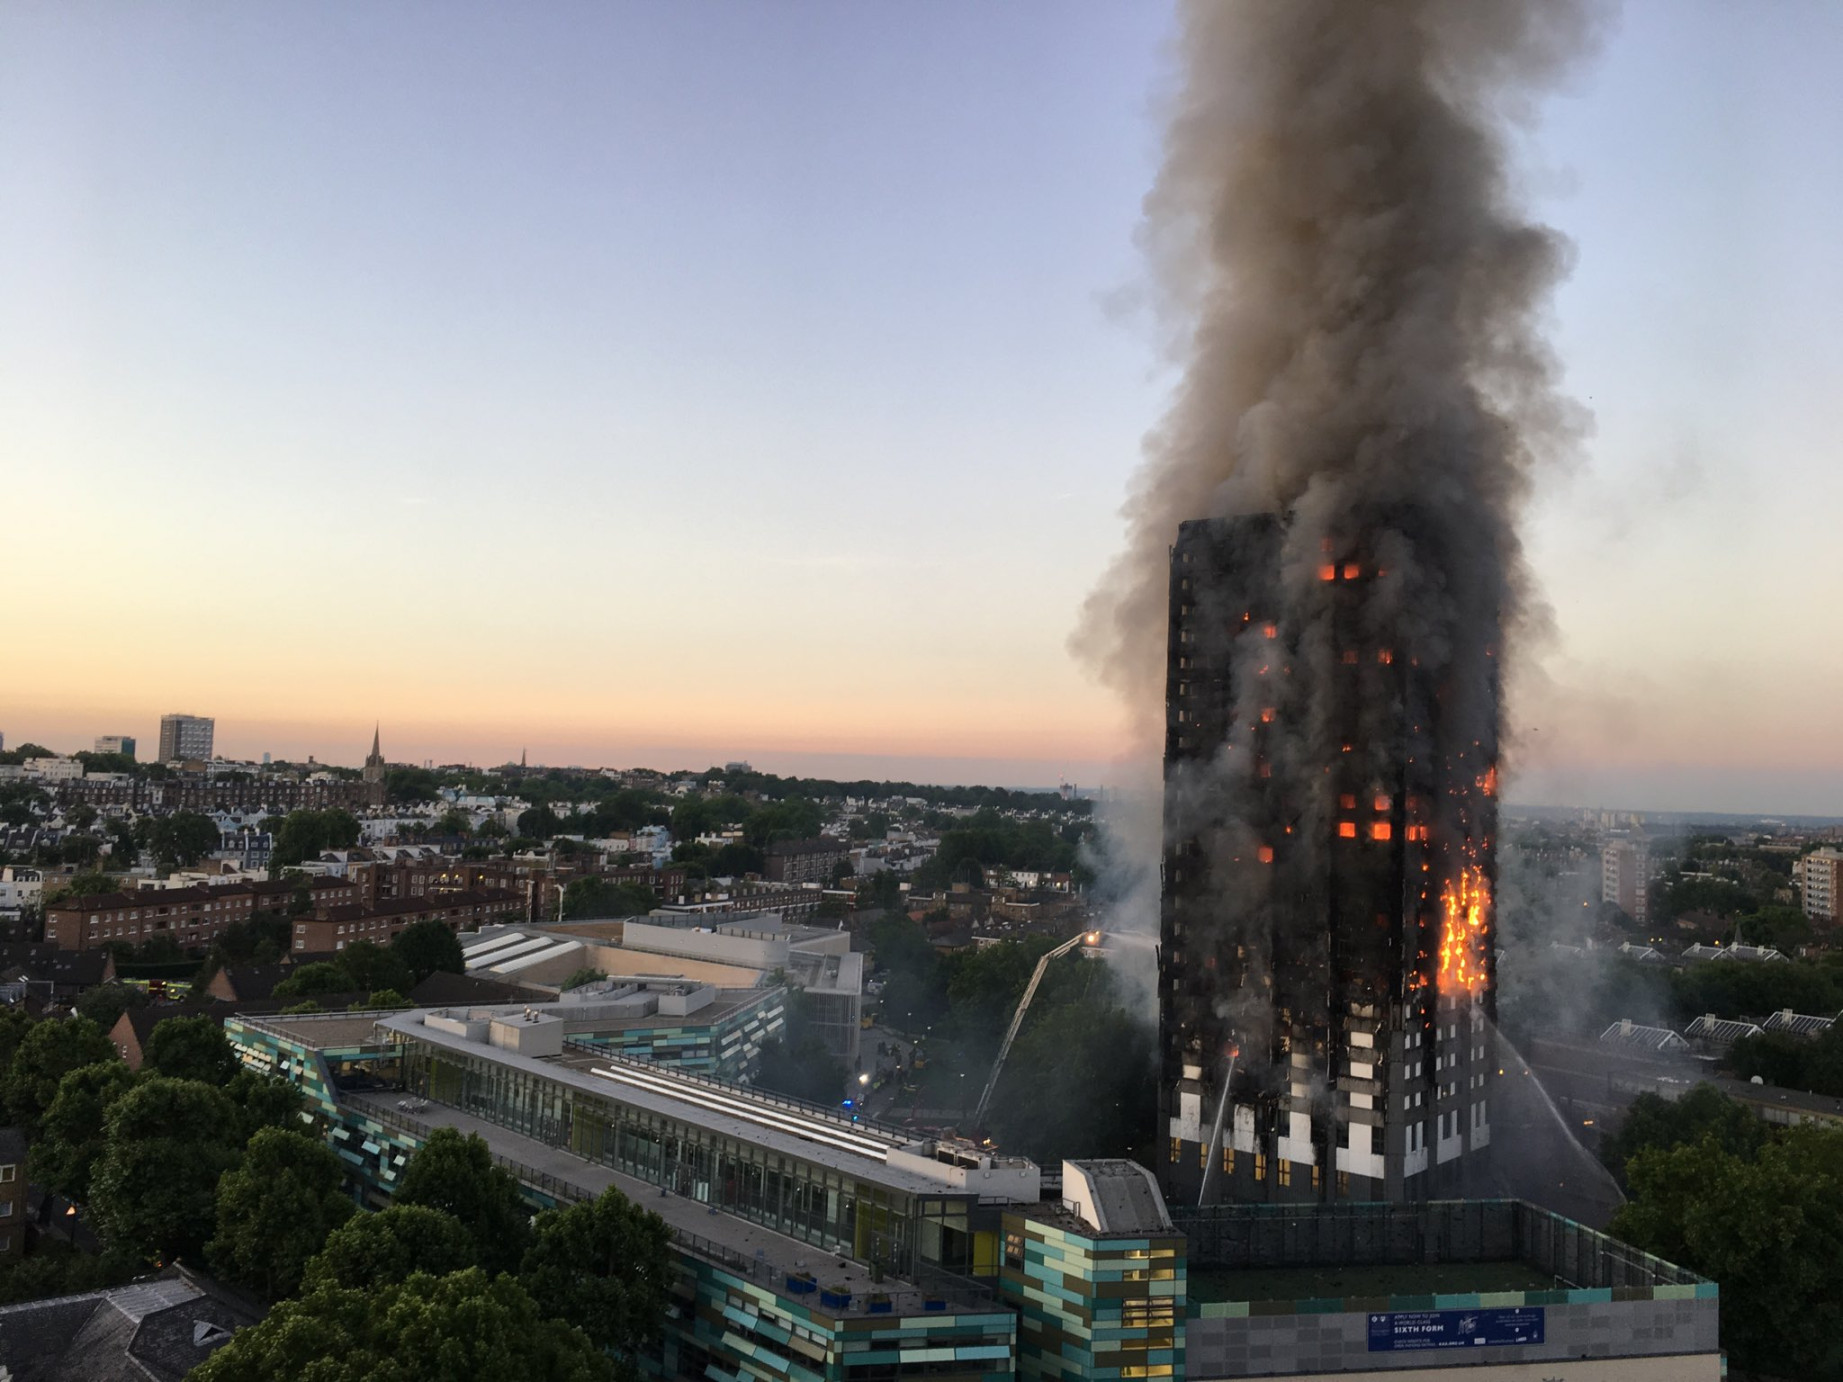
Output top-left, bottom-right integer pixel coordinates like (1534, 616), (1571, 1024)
(44, 878), (362, 951)
(290, 888), (525, 954)
(53, 776), (385, 813)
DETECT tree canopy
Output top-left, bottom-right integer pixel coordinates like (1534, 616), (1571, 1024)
(1614, 1125), (1843, 1381)
(188, 1269), (616, 1382)
(518, 1187), (673, 1354)
(3, 1016), (117, 1135)
(393, 1129), (533, 1276)
(391, 919), (465, 983)
(303, 1205), (478, 1295)
(208, 1128), (356, 1300)
(90, 1077), (245, 1260)
(29, 1060), (136, 1202)
(144, 1016), (241, 1086)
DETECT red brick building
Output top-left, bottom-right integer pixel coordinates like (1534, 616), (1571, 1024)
(763, 838), (850, 885)
(44, 877), (361, 952)
(290, 887), (523, 954)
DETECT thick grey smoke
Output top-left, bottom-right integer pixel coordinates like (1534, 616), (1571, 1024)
(1077, 0), (1597, 741)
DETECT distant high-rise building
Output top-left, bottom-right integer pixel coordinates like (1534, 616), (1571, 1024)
(1601, 838), (1650, 923)
(1801, 849), (1843, 925)
(157, 714), (214, 763)
(362, 726), (387, 785)
(94, 735), (136, 759)
(1159, 516), (1499, 1207)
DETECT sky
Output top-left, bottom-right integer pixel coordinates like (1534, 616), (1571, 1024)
(2, 2), (1840, 813)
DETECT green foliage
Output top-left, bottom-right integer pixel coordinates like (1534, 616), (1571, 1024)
(90, 1076), (245, 1260)
(866, 914), (946, 1029)
(518, 1187), (673, 1353)
(393, 1129), (534, 1276)
(280, 1000), (324, 1014)
(208, 1127), (356, 1300)
(1731, 1023), (1843, 1098)
(850, 811), (892, 841)
(561, 877), (657, 921)
(336, 941), (413, 996)
(359, 988), (411, 1010)
(1667, 958), (1843, 1025)
(910, 809), (1087, 891)
(0, 1008), (36, 1076)
(0, 1238), (142, 1305)
(303, 1205), (478, 1293)
(0, 743), (55, 764)
(857, 869), (903, 914)
(518, 805), (563, 839)
(391, 919), (465, 983)
(139, 811), (223, 871)
(29, 1060), (136, 1201)
(188, 1269), (616, 1382)
(1600, 1085), (1770, 1184)
(74, 980), (148, 1031)
(560, 967), (603, 991)
(226, 1070), (308, 1143)
(383, 765), (442, 805)
(3, 1016), (118, 1134)
(270, 809), (362, 872)
(273, 962), (353, 999)
(143, 1016), (240, 1085)
(987, 1001), (1154, 1162)
(59, 870), (121, 899)
(1614, 1126), (1843, 1381)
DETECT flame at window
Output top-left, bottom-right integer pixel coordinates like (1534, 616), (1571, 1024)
(1438, 865), (1490, 995)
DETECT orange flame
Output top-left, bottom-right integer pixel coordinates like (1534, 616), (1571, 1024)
(1438, 865), (1490, 995)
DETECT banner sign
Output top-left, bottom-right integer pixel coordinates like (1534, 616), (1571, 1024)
(1367, 1306), (1545, 1352)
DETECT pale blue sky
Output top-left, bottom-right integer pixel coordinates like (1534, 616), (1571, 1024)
(2, 3), (1839, 811)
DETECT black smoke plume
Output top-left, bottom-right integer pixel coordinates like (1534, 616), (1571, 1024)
(1077, 0), (1598, 748)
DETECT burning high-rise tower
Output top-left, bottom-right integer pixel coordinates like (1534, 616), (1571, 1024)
(1157, 513), (1499, 1205)
(1071, 2), (1595, 1204)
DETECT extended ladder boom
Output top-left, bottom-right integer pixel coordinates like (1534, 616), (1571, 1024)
(971, 930), (1097, 1128)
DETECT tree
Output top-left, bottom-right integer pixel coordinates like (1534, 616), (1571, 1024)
(335, 940), (412, 996)
(3, 1016), (118, 1135)
(57, 870), (120, 900)
(866, 914), (946, 1029)
(391, 919), (465, 984)
(108, 820), (139, 868)
(519, 1187), (672, 1354)
(75, 980), (148, 1032)
(144, 1016), (241, 1086)
(986, 1003), (1154, 1162)
(208, 1127), (356, 1300)
(90, 1077), (244, 1260)
(561, 877), (656, 921)
(270, 809), (362, 872)
(1613, 1126), (1843, 1380)
(393, 1129), (533, 1275)
(29, 1060), (137, 1201)
(273, 962), (354, 999)
(358, 989), (411, 1010)
(560, 967), (603, 991)
(188, 1269), (616, 1382)
(1599, 1085), (1769, 1184)
(303, 1205), (478, 1293)
(227, 1069), (308, 1143)
(517, 806), (562, 839)
(144, 811), (223, 871)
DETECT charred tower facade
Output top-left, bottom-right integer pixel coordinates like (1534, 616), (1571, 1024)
(1158, 515), (1498, 1206)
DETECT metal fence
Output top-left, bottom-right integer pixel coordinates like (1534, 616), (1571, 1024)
(1170, 1199), (1706, 1290)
